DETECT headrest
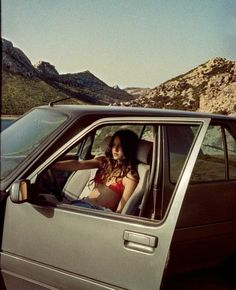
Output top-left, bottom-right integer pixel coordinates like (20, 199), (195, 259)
(100, 135), (153, 164)
(136, 139), (153, 164)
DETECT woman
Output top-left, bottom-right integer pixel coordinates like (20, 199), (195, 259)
(53, 129), (139, 213)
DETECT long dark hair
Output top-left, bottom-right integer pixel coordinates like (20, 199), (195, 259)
(94, 129), (139, 185)
(106, 129), (139, 161)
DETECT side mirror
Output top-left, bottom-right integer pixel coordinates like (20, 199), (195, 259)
(10, 180), (30, 203)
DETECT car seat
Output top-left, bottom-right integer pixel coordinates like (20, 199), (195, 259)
(121, 139), (152, 215)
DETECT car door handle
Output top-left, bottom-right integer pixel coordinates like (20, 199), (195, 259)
(123, 230), (158, 253)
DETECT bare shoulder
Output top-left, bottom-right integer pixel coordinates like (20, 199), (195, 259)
(124, 170), (139, 183)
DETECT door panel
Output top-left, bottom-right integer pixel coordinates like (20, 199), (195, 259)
(168, 181), (236, 273)
(166, 123), (236, 273)
(2, 201), (167, 290)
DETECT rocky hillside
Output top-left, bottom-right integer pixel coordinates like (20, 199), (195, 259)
(122, 58), (236, 115)
(124, 87), (151, 98)
(1, 38), (133, 114)
(2, 38), (236, 116)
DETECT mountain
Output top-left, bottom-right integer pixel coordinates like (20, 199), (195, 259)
(122, 58), (236, 115)
(1, 38), (133, 115)
(2, 38), (236, 116)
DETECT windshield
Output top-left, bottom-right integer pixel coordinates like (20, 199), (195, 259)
(1, 108), (68, 179)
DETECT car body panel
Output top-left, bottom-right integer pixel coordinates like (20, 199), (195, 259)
(1, 105), (235, 289)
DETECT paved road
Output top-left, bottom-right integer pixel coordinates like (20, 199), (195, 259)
(163, 266), (236, 290)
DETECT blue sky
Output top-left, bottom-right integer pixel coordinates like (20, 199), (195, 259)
(2, 0), (236, 88)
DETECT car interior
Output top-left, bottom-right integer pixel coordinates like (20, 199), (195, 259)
(31, 121), (236, 226)
(33, 124), (154, 217)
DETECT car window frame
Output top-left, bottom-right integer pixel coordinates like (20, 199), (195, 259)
(26, 116), (209, 224)
(189, 123), (236, 184)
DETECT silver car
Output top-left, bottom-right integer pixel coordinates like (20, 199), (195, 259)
(1, 105), (236, 290)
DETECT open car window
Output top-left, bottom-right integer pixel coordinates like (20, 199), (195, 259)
(167, 125), (199, 184)
(91, 125), (153, 156)
(190, 125), (236, 182)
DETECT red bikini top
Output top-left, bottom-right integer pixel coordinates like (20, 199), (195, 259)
(94, 173), (124, 197)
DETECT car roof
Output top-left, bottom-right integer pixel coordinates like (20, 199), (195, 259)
(37, 104), (236, 121)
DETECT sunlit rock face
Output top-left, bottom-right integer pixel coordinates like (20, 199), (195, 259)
(2, 37), (236, 115)
(123, 58), (236, 115)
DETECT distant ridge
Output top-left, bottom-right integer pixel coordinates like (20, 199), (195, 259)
(121, 58), (236, 115)
(1, 38), (134, 114)
(2, 38), (236, 115)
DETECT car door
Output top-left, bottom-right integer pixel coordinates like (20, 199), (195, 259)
(166, 123), (236, 273)
(1, 116), (210, 290)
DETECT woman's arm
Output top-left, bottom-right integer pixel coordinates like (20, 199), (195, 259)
(116, 173), (138, 213)
(52, 158), (102, 172)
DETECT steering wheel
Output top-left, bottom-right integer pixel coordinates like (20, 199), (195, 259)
(46, 169), (63, 202)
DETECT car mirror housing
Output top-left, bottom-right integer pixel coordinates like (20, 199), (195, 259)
(10, 180), (30, 203)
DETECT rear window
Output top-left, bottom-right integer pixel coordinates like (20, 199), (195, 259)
(191, 125), (236, 182)
(167, 125), (198, 183)
(191, 126), (225, 182)
(167, 124), (236, 183)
